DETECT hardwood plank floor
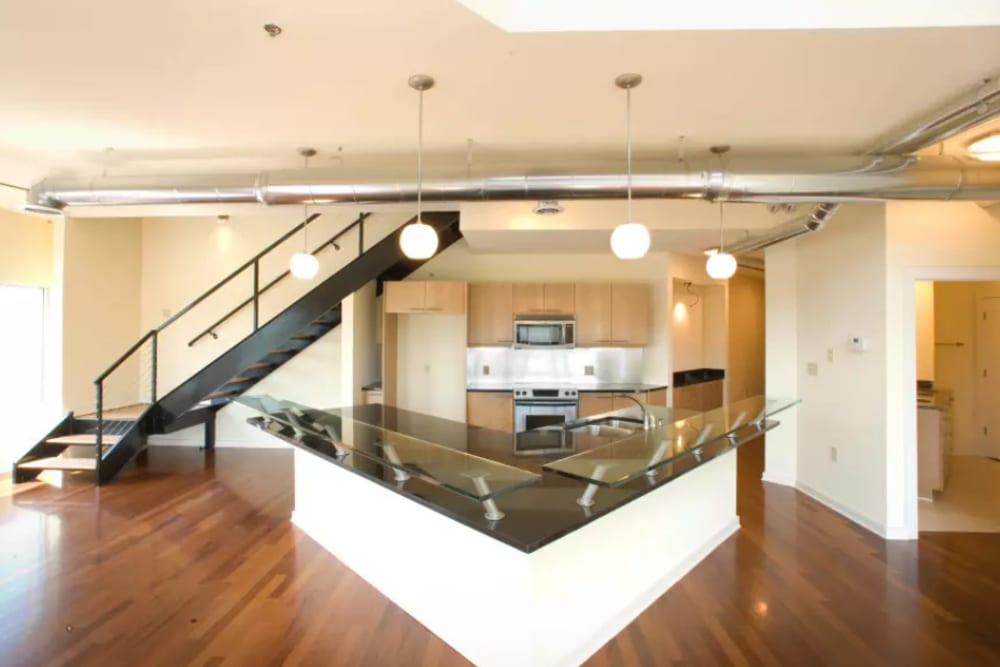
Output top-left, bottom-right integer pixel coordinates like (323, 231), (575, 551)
(1, 442), (997, 666)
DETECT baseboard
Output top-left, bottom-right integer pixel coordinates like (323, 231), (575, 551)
(761, 469), (796, 487)
(566, 516), (741, 667)
(795, 481), (890, 539)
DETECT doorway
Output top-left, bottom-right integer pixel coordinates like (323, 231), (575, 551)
(0, 284), (47, 469)
(914, 279), (1000, 532)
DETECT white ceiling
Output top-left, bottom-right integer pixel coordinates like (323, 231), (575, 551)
(1, 0), (999, 193)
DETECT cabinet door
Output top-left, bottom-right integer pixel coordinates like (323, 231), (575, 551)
(425, 281), (467, 313)
(575, 283), (613, 346)
(466, 392), (514, 433)
(647, 388), (667, 407)
(579, 393), (615, 418)
(672, 385), (701, 411)
(468, 283), (513, 346)
(384, 281), (425, 313)
(613, 393), (646, 411)
(611, 283), (650, 346)
(701, 380), (724, 411)
(543, 283), (576, 315)
(512, 283), (546, 315)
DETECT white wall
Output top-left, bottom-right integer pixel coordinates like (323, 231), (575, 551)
(915, 280), (935, 381)
(764, 204), (890, 534)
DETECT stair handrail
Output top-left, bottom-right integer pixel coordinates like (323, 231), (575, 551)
(90, 210), (370, 477)
(187, 212), (370, 346)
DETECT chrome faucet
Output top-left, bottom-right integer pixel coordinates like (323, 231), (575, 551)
(615, 394), (658, 430)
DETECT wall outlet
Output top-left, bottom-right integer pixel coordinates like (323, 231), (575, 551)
(584, 365), (595, 376)
(483, 365), (490, 376)
(830, 447), (837, 463)
(807, 362), (819, 376)
(827, 348), (835, 363)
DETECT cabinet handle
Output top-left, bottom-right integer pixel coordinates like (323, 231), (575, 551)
(497, 339), (513, 343)
(425, 307), (443, 311)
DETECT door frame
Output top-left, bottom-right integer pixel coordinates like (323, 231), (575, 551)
(901, 267), (1000, 537)
(975, 288), (1000, 457)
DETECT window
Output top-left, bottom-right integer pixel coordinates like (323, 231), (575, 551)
(0, 285), (46, 467)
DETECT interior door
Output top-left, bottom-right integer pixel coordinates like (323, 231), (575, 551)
(975, 294), (1000, 457)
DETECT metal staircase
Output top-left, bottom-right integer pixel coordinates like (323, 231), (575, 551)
(13, 211), (462, 484)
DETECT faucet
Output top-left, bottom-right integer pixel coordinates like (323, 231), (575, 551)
(615, 394), (657, 430)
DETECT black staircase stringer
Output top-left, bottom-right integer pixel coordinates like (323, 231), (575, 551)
(152, 211), (461, 427)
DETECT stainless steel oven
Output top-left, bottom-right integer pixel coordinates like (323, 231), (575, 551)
(513, 315), (575, 349)
(513, 387), (578, 433)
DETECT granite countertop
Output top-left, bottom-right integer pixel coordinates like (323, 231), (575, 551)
(466, 381), (668, 393)
(244, 401), (734, 553)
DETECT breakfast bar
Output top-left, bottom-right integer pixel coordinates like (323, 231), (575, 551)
(239, 395), (798, 667)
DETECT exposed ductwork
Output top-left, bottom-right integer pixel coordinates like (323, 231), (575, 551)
(23, 154), (1000, 212)
(725, 203), (840, 255)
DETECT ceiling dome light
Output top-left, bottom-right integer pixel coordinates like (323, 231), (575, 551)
(401, 74), (440, 260)
(611, 222), (651, 259)
(611, 73), (650, 260)
(705, 251), (737, 280)
(968, 131), (1000, 161)
(399, 220), (439, 259)
(289, 252), (319, 279)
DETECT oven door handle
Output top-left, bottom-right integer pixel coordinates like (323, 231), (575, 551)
(514, 400), (578, 407)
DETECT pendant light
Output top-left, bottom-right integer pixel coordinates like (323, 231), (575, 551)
(289, 148), (320, 279)
(705, 145), (737, 280)
(399, 74), (440, 260)
(610, 73), (650, 260)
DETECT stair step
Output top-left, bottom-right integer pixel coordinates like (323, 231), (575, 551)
(18, 457), (97, 471)
(46, 434), (123, 446)
(248, 361), (278, 370)
(291, 333), (320, 341)
(78, 403), (150, 420)
(207, 389), (240, 400)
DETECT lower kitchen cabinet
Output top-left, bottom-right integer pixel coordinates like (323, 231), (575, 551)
(578, 390), (662, 418)
(466, 392), (513, 433)
(672, 380), (724, 412)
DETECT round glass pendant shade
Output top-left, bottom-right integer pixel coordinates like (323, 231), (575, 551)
(610, 222), (651, 259)
(289, 252), (319, 279)
(400, 220), (439, 259)
(705, 251), (737, 280)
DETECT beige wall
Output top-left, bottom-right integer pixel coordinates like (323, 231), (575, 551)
(933, 281), (995, 456)
(61, 217), (143, 413)
(671, 279), (726, 373)
(915, 280), (935, 381)
(0, 208), (54, 286)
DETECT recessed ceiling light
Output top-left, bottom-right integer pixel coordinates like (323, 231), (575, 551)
(532, 200), (564, 215)
(968, 131), (1000, 161)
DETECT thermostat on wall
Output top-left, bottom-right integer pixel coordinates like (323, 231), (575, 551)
(847, 336), (868, 353)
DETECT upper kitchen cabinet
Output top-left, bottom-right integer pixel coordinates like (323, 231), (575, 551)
(512, 283), (575, 315)
(575, 283), (613, 345)
(575, 283), (649, 347)
(384, 281), (467, 314)
(468, 282), (514, 346)
(611, 283), (650, 346)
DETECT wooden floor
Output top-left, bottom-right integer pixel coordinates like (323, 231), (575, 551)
(1, 443), (998, 666)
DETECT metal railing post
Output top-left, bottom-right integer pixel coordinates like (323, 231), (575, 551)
(150, 330), (158, 402)
(252, 259), (260, 331)
(95, 380), (104, 484)
(358, 216), (364, 255)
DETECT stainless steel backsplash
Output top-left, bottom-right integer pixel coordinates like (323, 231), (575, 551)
(467, 347), (644, 384)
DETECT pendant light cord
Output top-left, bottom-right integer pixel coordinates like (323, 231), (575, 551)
(417, 87), (424, 222)
(626, 85), (633, 223)
(302, 153), (311, 252)
(717, 151), (725, 253)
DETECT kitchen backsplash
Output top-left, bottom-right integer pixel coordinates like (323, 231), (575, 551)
(467, 347), (644, 385)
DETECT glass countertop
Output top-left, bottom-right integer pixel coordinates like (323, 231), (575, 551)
(542, 396), (800, 487)
(236, 395), (541, 501)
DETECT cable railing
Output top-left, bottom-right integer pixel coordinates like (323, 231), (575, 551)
(90, 211), (370, 474)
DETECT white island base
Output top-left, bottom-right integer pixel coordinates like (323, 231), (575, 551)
(291, 447), (739, 667)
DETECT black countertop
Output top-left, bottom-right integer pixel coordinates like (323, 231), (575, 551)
(466, 381), (668, 393)
(672, 368), (725, 388)
(244, 401), (747, 554)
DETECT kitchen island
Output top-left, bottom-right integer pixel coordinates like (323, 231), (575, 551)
(240, 395), (797, 667)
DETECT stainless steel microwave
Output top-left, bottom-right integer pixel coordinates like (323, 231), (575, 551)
(513, 315), (575, 349)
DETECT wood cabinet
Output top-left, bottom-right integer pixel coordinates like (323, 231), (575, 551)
(672, 380), (724, 412)
(575, 283), (649, 347)
(362, 389), (383, 405)
(468, 282), (514, 346)
(512, 283), (575, 315)
(466, 392), (514, 433)
(384, 281), (467, 314)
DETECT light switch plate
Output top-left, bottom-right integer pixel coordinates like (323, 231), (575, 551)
(584, 365), (595, 376)
(483, 365), (490, 376)
(807, 362), (819, 376)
